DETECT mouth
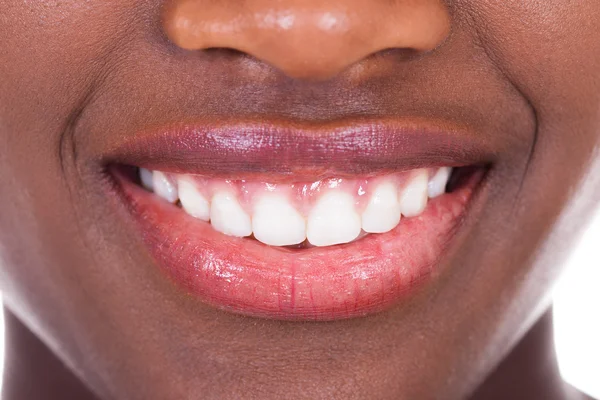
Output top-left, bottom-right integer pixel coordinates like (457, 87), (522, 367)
(105, 119), (490, 321)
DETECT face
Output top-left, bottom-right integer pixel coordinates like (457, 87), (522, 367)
(1, 0), (599, 399)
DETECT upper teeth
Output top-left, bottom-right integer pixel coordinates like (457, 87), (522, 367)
(307, 191), (362, 247)
(361, 181), (402, 234)
(210, 191), (253, 238)
(398, 170), (429, 218)
(139, 167), (452, 247)
(252, 193), (307, 246)
(152, 171), (178, 204)
(178, 176), (210, 221)
(428, 167), (452, 199)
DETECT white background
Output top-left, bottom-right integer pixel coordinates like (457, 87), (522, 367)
(0, 211), (598, 398)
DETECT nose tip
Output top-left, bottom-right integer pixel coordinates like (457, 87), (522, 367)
(162, 0), (451, 80)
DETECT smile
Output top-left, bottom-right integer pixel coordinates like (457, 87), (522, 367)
(108, 119), (490, 320)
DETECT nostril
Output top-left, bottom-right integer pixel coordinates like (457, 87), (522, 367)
(369, 47), (423, 63)
(201, 47), (248, 58)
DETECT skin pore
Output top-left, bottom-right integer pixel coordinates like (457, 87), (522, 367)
(0, 0), (599, 399)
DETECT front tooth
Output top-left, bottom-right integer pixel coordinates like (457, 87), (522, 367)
(252, 194), (306, 246)
(399, 170), (429, 217)
(210, 191), (252, 237)
(428, 167), (452, 199)
(361, 181), (402, 233)
(307, 191), (361, 247)
(178, 176), (210, 221)
(152, 171), (179, 203)
(140, 168), (154, 191)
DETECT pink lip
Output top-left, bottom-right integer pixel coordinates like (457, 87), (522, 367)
(106, 120), (489, 320)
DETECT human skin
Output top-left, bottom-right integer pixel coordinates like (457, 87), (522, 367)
(0, 0), (599, 399)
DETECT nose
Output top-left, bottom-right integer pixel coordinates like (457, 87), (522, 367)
(162, 0), (450, 80)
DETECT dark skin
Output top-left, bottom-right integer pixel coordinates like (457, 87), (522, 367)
(0, 0), (599, 399)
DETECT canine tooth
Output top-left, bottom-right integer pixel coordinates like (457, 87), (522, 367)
(210, 191), (252, 237)
(178, 177), (210, 221)
(399, 170), (429, 217)
(361, 181), (402, 233)
(140, 168), (154, 191)
(252, 194), (306, 246)
(153, 171), (179, 203)
(307, 191), (361, 247)
(428, 167), (452, 198)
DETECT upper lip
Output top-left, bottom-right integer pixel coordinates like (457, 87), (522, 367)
(102, 117), (495, 177)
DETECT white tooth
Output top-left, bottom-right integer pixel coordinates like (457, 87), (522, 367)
(140, 168), (154, 191)
(428, 167), (452, 199)
(399, 170), (429, 217)
(152, 171), (179, 203)
(361, 181), (402, 233)
(252, 194), (306, 246)
(307, 191), (361, 247)
(178, 177), (210, 221)
(210, 191), (252, 237)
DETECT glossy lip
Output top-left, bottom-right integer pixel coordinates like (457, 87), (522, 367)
(102, 118), (497, 179)
(105, 119), (490, 321)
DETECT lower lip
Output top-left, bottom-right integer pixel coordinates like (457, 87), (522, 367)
(115, 169), (481, 321)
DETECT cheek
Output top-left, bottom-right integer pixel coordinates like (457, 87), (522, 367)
(471, 1), (600, 143)
(0, 0), (151, 145)
(0, 3), (151, 395)
(472, 0), (600, 270)
(444, 1), (600, 391)
(0, 0), (152, 309)
(0, 0), (122, 316)
(462, 1), (600, 282)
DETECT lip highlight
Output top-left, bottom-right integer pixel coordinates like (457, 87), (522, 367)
(106, 120), (488, 320)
